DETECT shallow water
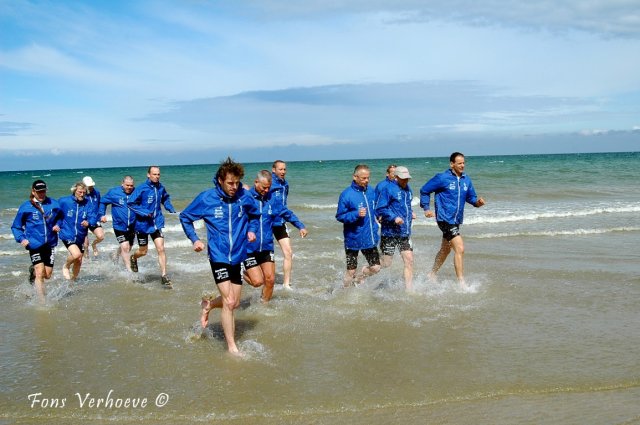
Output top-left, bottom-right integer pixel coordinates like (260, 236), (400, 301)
(1, 152), (639, 424)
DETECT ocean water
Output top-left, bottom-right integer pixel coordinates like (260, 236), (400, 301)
(1, 152), (639, 424)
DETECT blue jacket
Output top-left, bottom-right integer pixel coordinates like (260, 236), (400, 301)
(58, 195), (96, 244)
(85, 187), (101, 226)
(335, 181), (379, 250)
(127, 179), (176, 233)
(180, 183), (260, 265)
(269, 172), (289, 227)
(376, 180), (413, 237)
(375, 177), (395, 203)
(98, 186), (136, 232)
(419, 169), (479, 225)
(246, 186), (305, 254)
(12, 197), (63, 249)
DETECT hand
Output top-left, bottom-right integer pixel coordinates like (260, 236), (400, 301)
(21, 239), (30, 248)
(299, 228), (308, 238)
(100, 216), (108, 223)
(475, 197), (486, 207)
(247, 232), (256, 242)
(81, 220), (89, 228)
(358, 207), (367, 217)
(53, 225), (60, 233)
(193, 240), (205, 252)
(394, 217), (404, 225)
(424, 210), (435, 218)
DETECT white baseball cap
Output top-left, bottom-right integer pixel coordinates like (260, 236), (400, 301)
(82, 176), (96, 187)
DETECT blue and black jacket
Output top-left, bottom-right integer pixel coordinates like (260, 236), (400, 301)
(99, 186), (136, 232)
(419, 169), (479, 225)
(58, 195), (96, 245)
(246, 186), (305, 254)
(127, 179), (176, 233)
(12, 197), (63, 249)
(376, 180), (413, 237)
(180, 183), (260, 265)
(335, 181), (379, 250)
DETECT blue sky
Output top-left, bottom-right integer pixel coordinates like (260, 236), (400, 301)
(1, 0), (639, 171)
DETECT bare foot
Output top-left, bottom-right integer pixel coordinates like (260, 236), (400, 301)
(62, 264), (71, 280)
(427, 271), (438, 283)
(228, 348), (245, 358)
(283, 283), (292, 291)
(458, 279), (470, 291)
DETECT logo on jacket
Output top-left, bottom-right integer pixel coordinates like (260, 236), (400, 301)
(463, 183), (468, 191)
(237, 205), (243, 218)
(146, 196), (154, 204)
(449, 182), (456, 190)
(214, 207), (223, 219)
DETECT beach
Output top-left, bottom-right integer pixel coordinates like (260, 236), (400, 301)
(1, 152), (639, 424)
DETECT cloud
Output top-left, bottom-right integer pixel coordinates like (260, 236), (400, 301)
(0, 120), (33, 136)
(142, 81), (597, 147)
(221, 0), (640, 38)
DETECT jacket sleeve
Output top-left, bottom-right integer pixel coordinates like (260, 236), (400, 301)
(11, 207), (27, 243)
(419, 174), (441, 210)
(162, 188), (177, 213)
(375, 186), (396, 223)
(244, 196), (261, 235)
(179, 192), (206, 243)
(98, 190), (113, 217)
(335, 192), (359, 224)
(465, 178), (479, 206)
(127, 187), (152, 217)
(277, 203), (305, 230)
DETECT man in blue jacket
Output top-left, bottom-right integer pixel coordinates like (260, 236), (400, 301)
(269, 160), (306, 290)
(180, 157), (260, 356)
(82, 176), (105, 257)
(336, 164), (381, 288)
(12, 180), (62, 302)
(59, 182), (96, 281)
(420, 152), (485, 289)
(376, 166), (416, 291)
(99, 175), (136, 272)
(244, 170), (307, 303)
(127, 166), (176, 287)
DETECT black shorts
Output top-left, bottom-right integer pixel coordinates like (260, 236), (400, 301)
(345, 247), (381, 270)
(243, 250), (275, 270)
(437, 221), (461, 241)
(380, 236), (413, 256)
(114, 228), (136, 246)
(136, 229), (163, 246)
(272, 224), (289, 241)
(210, 261), (243, 285)
(89, 223), (102, 231)
(28, 245), (55, 267)
(62, 239), (85, 253)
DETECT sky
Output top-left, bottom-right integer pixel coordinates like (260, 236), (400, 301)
(1, 0), (639, 171)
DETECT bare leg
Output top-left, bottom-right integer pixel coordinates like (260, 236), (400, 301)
(33, 263), (47, 304)
(119, 242), (132, 272)
(153, 237), (167, 277)
(449, 236), (467, 289)
(216, 281), (243, 355)
(380, 254), (393, 269)
(243, 266), (264, 288)
(400, 249), (414, 291)
(63, 244), (83, 281)
(91, 227), (105, 256)
(260, 262), (276, 302)
(428, 238), (451, 282)
(277, 237), (293, 288)
(356, 264), (381, 285)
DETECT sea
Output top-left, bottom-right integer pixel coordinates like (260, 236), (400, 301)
(1, 152), (639, 425)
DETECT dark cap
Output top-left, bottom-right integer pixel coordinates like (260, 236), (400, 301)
(32, 180), (47, 191)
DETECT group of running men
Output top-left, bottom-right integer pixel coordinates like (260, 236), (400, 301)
(337, 151), (485, 296)
(12, 153), (484, 355)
